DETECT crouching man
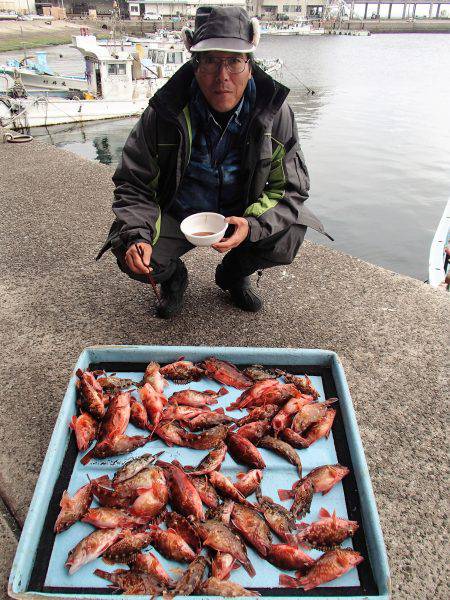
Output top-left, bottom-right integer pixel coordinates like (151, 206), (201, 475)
(97, 6), (330, 318)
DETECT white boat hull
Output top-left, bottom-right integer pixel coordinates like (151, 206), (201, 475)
(1, 68), (89, 93)
(0, 97), (149, 128)
(428, 198), (450, 289)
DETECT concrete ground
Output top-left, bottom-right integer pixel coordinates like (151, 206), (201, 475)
(0, 130), (447, 600)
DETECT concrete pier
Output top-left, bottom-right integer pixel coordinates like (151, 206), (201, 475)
(0, 130), (447, 599)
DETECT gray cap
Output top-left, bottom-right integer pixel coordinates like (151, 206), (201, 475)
(182, 7), (260, 53)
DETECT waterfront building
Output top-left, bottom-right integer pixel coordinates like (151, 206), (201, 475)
(126, 0), (246, 19)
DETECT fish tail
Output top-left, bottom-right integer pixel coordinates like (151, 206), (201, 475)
(279, 574), (300, 588)
(278, 488), (293, 501)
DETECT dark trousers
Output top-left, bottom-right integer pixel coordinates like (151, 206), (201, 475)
(112, 214), (307, 284)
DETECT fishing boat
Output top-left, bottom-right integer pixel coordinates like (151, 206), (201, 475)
(261, 19), (324, 36)
(428, 198), (450, 290)
(0, 52), (89, 94)
(0, 34), (161, 129)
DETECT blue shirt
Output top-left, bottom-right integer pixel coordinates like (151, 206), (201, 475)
(169, 78), (256, 221)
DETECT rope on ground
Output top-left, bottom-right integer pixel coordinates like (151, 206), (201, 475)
(3, 131), (33, 143)
(283, 63), (315, 95)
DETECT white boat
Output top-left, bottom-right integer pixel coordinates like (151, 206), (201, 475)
(428, 198), (450, 290)
(0, 35), (161, 128)
(256, 57), (283, 77)
(0, 52), (89, 94)
(261, 20), (324, 36)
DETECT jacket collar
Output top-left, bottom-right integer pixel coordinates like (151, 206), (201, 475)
(150, 60), (290, 121)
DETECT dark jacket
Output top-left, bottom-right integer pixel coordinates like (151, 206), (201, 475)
(98, 61), (329, 259)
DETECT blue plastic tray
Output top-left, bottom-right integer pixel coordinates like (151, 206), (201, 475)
(8, 345), (390, 599)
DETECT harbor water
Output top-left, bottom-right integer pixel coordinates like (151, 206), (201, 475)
(2, 33), (450, 281)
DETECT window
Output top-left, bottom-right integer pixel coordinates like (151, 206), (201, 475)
(130, 5), (139, 13)
(108, 63), (126, 75)
(283, 5), (289, 11)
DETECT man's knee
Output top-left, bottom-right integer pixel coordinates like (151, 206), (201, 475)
(252, 224), (307, 266)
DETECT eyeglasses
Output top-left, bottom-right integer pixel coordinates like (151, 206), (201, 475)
(194, 56), (250, 74)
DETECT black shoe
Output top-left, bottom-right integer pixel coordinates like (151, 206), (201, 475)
(156, 260), (188, 319)
(215, 264), (263, 313)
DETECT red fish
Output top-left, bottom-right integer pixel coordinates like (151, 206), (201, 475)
(281, 373), (320, 400)
(99, 391), (131, 440)
(157, 460), (205, 520)
(91, 475), (131, 509)
(54, 482), (93, 533)
(201, 357), (253, 389)
(228, 380), (280, 410)
(185, 408), (235, 431)
(181, 424), (229, 450)
(296, 507), (359, 550)
(165, 511), (202, 553)
(272, 394), (314, 436)
(94, 567), (165, 595)
(234, 404), (280, 426)
(209, 471), (255, 509)
(286, 409), (336, 448)
(65, 527), (122, 574)
(184, 441), (227, 475)
(140, 383), (167, 428)
(279, 478), (314, 519)
(234, 470), (263, 497)
(160, 360), (204, 383)
(103, 529), (154, 563)
(231, 503), (272, 557)
(193, 518), (255, 576)
(154, 422), (189, 447)
(291, 398), (338, 433)
(81, 507), (147, 529)
(142, 361), (168, 394)
(281, 548), (363, 590)
(130, 400), (151, 430)
(169, 387), (227, 407)
(77, 369), (107, 419)
(189, 474), (219, 508)
(235, 420), (270, 443)
(255, 487), (298, 544)
(200, 577), (259, 597)
(267, 544), (315, 571)
(227, 432), (265, 469)
(80, 433), (152, 464)
(131, 552), (173, 586)
(127, 467), (168, 518)
(148, 525), (197, 562)
(162, 404), (210, 422)
(70, 413), (97, 452)
(279, 464), (350, 498)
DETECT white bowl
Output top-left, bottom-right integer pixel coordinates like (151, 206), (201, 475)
(180, 212), (227, 247)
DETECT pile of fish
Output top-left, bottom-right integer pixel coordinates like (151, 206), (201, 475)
(55, 357), (363, 596)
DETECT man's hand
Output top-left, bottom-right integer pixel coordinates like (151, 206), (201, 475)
(125, 242), (153, 275)
(212, 216), (249, 254)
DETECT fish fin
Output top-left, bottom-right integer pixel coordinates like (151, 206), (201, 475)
(69, 416), (77, 430)
(319, 507), (331, 519)
(231, 560), (240, 570)
(242, 558), (256, 577)
(213, 407), (225, 414)
(93, 569), (110, 580)
(279, 574), (300, 588)
(59, 491), (71, 508)
(278, 489), (294, 501)
(136, 486), (153, 495)
(218, 387), (228, 396)
(236, 472), (245, 479)
(296, 521), (308, 530)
